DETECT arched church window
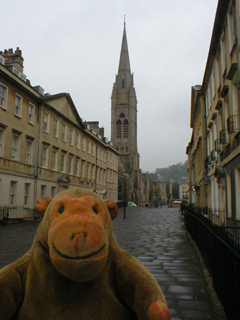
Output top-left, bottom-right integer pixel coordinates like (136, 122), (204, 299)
(119, 113), (125, 118)
(116, 120), (122, 139)
(122, 79), (124, 89)
(123, 119), (129, 139)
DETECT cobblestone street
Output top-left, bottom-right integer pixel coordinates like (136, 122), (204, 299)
(113, 206), (216, 320)
(0, 206), (217, 319)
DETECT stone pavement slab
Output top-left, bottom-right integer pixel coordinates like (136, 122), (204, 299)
(0, 207), (217, 319)
(112, 206), (216, 320)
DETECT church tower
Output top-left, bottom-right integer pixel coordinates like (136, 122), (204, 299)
(111, 21), (140, 203)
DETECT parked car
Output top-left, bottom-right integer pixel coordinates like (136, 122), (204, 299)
(145, 202), (149, 207)
(127, 202), (137, 207)
(172, 200), (181, 204)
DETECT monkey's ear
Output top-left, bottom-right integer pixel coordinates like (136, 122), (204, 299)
(35, 197), (53, 217)
(105, 200), (118, 220)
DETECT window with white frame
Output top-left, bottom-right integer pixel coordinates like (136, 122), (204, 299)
(76, 133), (80, 149)
(41, 185), (46, 197)
(96, 167), (99, 184)
(0, 126), (5, 156)
(88, 141), (91, 154)
(97, 147), (99, 159)
(10, 181), (17, 205)
(87, 163), (90, 181)
(12, 132), (20, 160)
(75, 158), (79, 176)
(14, 94), (22, 117)
(70, 129), (74, 146)
(24, 183), (30, 206)
(26, 139), (33, 164)
(81, 161), (85, 179)
(104, 152), (106, 163)
(110, 153), (112, 163)
(53, 118), (59, 138)
(69, 154), (73, 174)
(61, 152), (66, 172)
(82, 137), (85, 151)
(100, 168), (102, 185)
(107, 151), (109, 162)
(51, 186), (56, 198)
(92, 144), (95, 157)
(52, 149), (58, 171)
(103, 170), (106, 185)
(91, 165), (95, 181)
(62, 124), (67, 142)
(44, 112), (50, 133)
(28, 103), (35, 124)
(42, 145), (48, 168)
(100, 150), (103, 161)
(0, 83), (8, 109)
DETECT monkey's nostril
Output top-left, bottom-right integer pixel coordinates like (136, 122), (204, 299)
(83, 232), (87, 238)
(71, 234), (75, 240)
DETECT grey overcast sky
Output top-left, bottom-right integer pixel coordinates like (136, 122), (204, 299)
(2, 0), (218, 172)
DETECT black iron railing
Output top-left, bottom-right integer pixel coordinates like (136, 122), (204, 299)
(0, 206), (38, 221)
(227, 114), (239, 134)
(220, 129), (229, 144)
(184, 208), (240, 320)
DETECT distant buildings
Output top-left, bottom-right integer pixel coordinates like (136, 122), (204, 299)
(186, 0), (240, 228)
(179, 184), (188, 201)
(141, 173), (167, 206)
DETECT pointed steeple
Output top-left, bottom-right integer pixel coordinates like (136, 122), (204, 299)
(118, 20), (131, 74)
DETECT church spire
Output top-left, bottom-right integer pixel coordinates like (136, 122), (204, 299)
(118, 18), (131, 74)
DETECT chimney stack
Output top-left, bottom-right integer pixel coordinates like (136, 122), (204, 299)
(0, 47), (24, 73)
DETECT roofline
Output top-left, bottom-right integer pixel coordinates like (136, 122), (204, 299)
(0, 64), (42, 101)
(43, 92), (85, 130)
(201, 0), (230, 92)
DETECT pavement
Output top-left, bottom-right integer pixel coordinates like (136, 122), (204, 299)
(0, 206), (221, 319)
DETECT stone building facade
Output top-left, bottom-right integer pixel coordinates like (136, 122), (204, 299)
(186, 86), (207, 209)
(0, 48), (118, 217)
(187, 0), (240, 229)
(111, 23), (141, 204)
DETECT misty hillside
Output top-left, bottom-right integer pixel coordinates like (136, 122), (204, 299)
(155, 161), (188, 182)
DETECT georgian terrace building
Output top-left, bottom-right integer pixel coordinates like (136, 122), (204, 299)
(187, 0), (240, 229)
(0, 48), (118, 218)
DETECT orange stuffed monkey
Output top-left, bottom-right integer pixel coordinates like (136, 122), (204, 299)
(0, 189), (171, 320)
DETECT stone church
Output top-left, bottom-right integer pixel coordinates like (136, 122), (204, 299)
(111, 22), (141, 204)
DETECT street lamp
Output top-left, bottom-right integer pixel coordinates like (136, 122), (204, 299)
(124, 174), (127, 219)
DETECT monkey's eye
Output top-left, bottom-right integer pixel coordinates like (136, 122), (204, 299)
(59, 206), (65, 214)
(92, 206), (98, 214)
